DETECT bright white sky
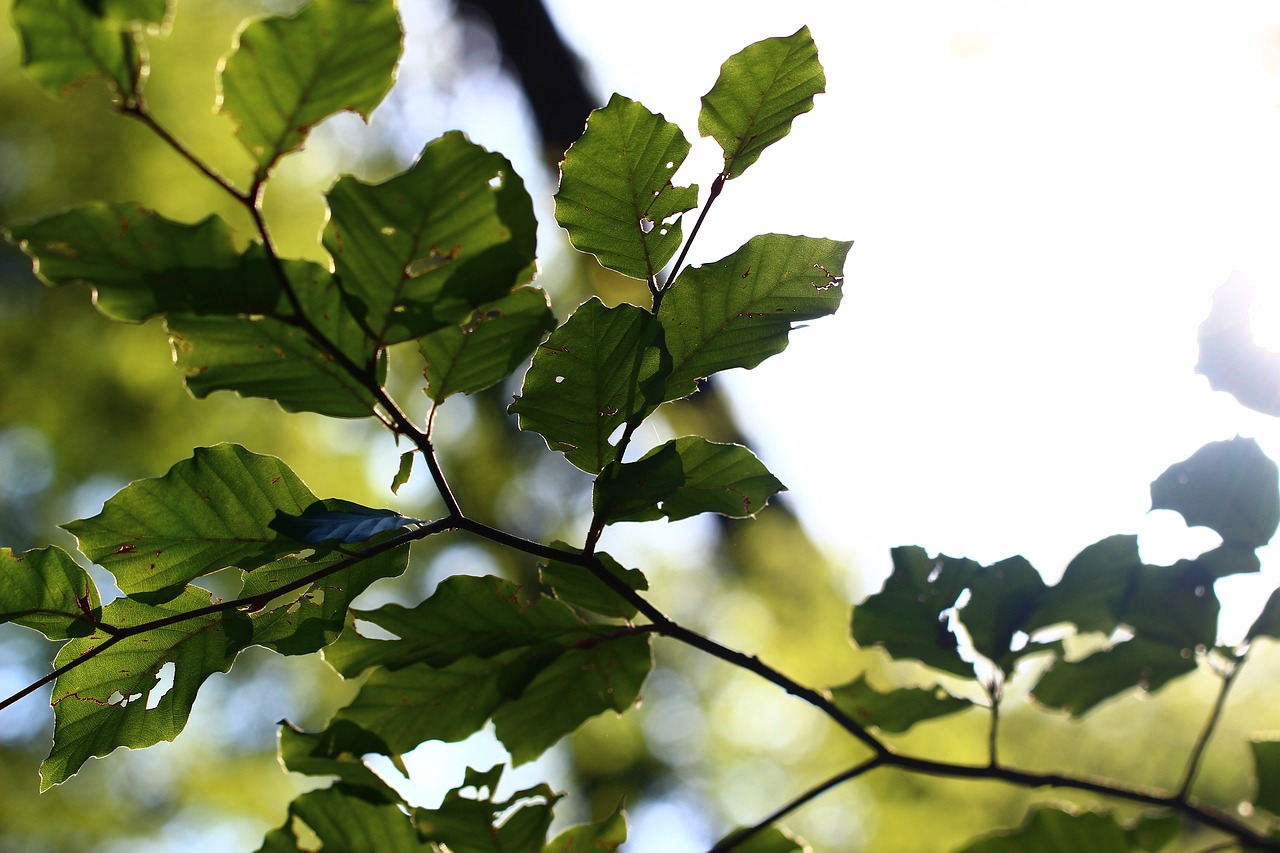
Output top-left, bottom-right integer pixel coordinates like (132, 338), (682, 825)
(536, 0), (1280, 637)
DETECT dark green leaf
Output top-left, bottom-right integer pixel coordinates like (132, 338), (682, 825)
(1024, 535), (1142, 635)
(510, 298), (670, 473)
(324, 131), (537, 345)
(245, 544), (410, 656)
(167, 256), (385, 419)
(961, 555), (1046, 673)
(269, 500), (417, 545)
(258, 784), (429, 853)
(63, 443), (317, 595)
(1121, 562), (1219, 652)
(543, 804), (628, 852)
(277, 720), (399, 797)
(41, 586), (253, 789)
(541, 546), (648, 620)
(554, 93), (698, 280)
(1247, 585), (1280, 642)
(219, 0), (402, 173)
(0, 546), (101, 640)
(416, 765), (560, 853)
(12, 0), (139, 99)
(699, 27), (825, 179)
(7, 203), (273, 322)
(715, 826), (810, 853)
(1252, 739), (1280, 815)
(1150, 437), (1279, 551)
(421, 286), (555, 403)
(955, 806), (1179, 853)
(657, 234), (849, 401)
(596, 437), (785, 523)
(1029, 639), (1197, 717)
(828, 674), (972, 734)
(850, 546), (976, 678)
(81, 0), (169, 26)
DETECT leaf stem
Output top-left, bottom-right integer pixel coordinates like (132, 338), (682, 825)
(659, 174), (725, 297)
(1177, 649), (1248, 798)
(117, 100), (250, 204)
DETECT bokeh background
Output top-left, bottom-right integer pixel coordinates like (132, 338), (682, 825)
(3, 1), (1280, 850)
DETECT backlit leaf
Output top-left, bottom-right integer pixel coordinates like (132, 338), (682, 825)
(1251, 738), (1280, 816)
(219, 0), (402, 173)
(699, 27), (825, 179)
(41, 586), (253, 789)
(1150, 437), (1279, 552)
(1029, 639), (1196, 717)
(961, 555), (1046, 673)
(276, 720), (399, 796)
(955, 805), (1179, 853)
(167, 256), (384, 419)
(828, 674), (972, 734)
(714, 826), (811, 853)
(81, 0), (170, 26)
(850, 546), (976, 678)
(421, 286), (555, 403)
(258, 784), (427, 853)
(12, 0), (140, 99)
(543, 804), (628, 852)
(1024, 535), (1143, 636)
(416, 765), (560, 853)
(510, 298), (670, 473)
(541, 546), (648, 620)
(63, 443), (317, 595)
(555, 93), (698, 280)
(324, 131), (537, 345)
(657, 234), (849, 401)
(6, 202), (272, 322)
(596, 437), (785, 523)
(0, 546), (100, 640)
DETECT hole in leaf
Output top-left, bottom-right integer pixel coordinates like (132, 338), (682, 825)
(489, 171), (504, 189)
(147, 661), (176, 710)
(380, 225), (396, 237)
(290, 815), (323, 852)
(1009, 630), (1029, 653)
(554, 375), (565, 384)
(666, 161), (675, 169)
(107, 690), (125, 706)
(639, 217), (655, 234)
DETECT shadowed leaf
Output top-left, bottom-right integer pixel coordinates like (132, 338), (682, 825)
(829, 674), (971, 734)
(1150, 437), (1279, 552)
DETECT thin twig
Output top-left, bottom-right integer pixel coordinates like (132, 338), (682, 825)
(660, 174), (725, 297)
(117, 102), (249, 203)
(1178, 649), (1249, 798)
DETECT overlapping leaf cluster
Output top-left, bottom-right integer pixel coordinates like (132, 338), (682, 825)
(3, 2), (1280, 852)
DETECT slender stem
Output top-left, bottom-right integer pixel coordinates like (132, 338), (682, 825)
(582, 419), (643, 555)
(1178, 650), (1248, 798)
(0, 521), (454, 714)
(710, 757), (882, 852)
(987, 678), (1002, 767)
(660, 174), (725, 296)
(117, 102), (250, 203)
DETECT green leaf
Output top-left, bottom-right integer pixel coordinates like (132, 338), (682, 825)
(850, 546), (976, 678)
(269, 500), (417, 546)
(541, 546), (648, 620)
(63, 443), (317, 596)
(954, 805), (1180, 853)
(421, 286), (555, 403)
(1247, 585), (1280, 642)
(510, 298), (670, 473)
(12, 0), (140, 99)
(41, 586), (253, 789)
(0, 546), (101, 640)
(276, 720), (399, 797)
(543, 805), (628, 852)
(699, 27), (825, 179)
(218, 0), (402, 173)
(391, 450), (415, 495)
(1251, 738), (1280, 815)
(554, 93), (699, 280)
(1024, 535), (1144, 635)
(80, 0), (170, 26)
(258, 784), (429, 853)
(1150, 437), (1280, 552)
(6, 202), (274, 322)
(714, 826), (811, 853)
(167, 256), (385, 419)
(245, 545), (410, 656)
(596, 437), (785, 523)
(1120, 562), (1219, 652)
(961, 555), (1047, 673)
(828, 674), (972, 734)
(657, 234), (849, 401)
(416, 765), (560, 853)
(1029, 638), (1197, 717)
(324, 131), (538, 346)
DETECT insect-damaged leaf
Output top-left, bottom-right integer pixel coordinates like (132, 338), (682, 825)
(63, 444), (317, 596)
(1150, 436), (1279, 553)
(595, 437), (785, 523)
(41, 586), (253, 789)
(219, 0), (402, 173)
(543, 804), (629, 853)
(699, 26), (825, 180)
(555, 93), (698, 281)
(413, 765), (560, 853)
(0, 546), (101, 640)
(324, 131), (537, 346)
(657, 234), (849, 401)
(257, 784), (425, 853)
(510, 298), (670, 474)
